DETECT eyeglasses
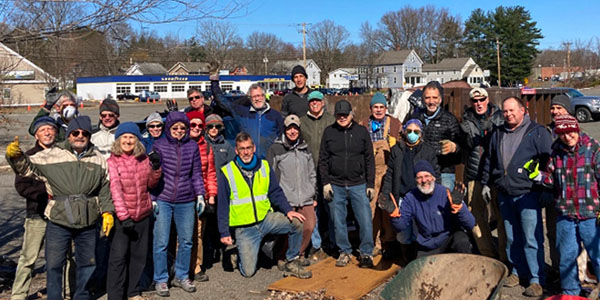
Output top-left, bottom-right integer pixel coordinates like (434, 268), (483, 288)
(101, 113), (116, 118)
(190, 123), (203, 128)
(70, 130), (90, 138)
(251, 94), (265, 99)
(406, 129), (421, 135)
(207, 124), (223, 130)
(171, 126), (186, 131)
(148, 124), (163, 129)
(471, 98), (487, 103)
(188, 95), (203, 101)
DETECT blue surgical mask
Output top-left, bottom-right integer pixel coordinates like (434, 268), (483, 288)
(407, 132), (420, 144)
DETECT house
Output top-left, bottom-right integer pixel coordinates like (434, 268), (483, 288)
(271, 59), (321, 87)
(0, 42), (56, 106)
(168, 61), (211, 75)
(328, 68), (357, 89)
(357, 50), (425, 89)
(423, 57), (486, 87)
(125, 62), (167, 75)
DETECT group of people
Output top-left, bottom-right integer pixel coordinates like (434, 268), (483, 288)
(5, 63), (600, 300)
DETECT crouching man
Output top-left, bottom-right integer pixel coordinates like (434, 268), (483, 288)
(390, 160), (475, 258)
(217, 132), (312, 279)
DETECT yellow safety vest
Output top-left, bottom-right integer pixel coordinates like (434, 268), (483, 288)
(221, 160), (272, 227)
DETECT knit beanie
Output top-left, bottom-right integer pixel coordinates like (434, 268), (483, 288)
(551, 95), (573, 115)
(403, 118), (423, 131)
(186, 110), (205, 123)
(554, 114), (580, 134)
(370, 92), (387, 107)
(205, 114), (224, 126)
(32, 116), (57, 135)
(145, 112), (163, 126)
(99, 98), (120, 116)
(66, 115), (92, 137)
(291, 65), (307, 78)
(414, 160), (435, 177)
(115, 122), (143, 141)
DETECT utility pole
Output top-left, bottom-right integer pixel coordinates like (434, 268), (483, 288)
(496, 38), (501, 87)
(563, 42), (572, 80)
(302, 22), (307, 68)
(263, 55), (269, 75)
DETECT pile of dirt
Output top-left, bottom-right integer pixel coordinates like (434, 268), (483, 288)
(266, 289), (336, 300)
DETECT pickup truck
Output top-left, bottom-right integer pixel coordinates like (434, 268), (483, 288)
(139, 90), (161, 102)
(563, 88), (600, 122)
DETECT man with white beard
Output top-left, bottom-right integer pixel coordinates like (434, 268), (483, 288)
(390, 160), (475, 258)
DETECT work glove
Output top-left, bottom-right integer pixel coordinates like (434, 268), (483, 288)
(121, 218), (135, 235)
(166, 99), (179, 112)
(323, 184), (334, 202)
(152, 201), (159, 216)
(523, 159), (541, 181)
(597, 213), (600, 227)
(6, 136), (23, 159)
(378, 192), (396, 215)
(148, 151), (161, 170)
(209, 74), (220, 81)
(440, 139), (457, 155)
(196, 195), (206, 217)
(482, 185), (491, 204)
(447, 188), (463, 214)
(43, 86), (59, 110)
(366, 188), (375, 201)
(205, 204), (216, 214)
(102, 212), (114, 237)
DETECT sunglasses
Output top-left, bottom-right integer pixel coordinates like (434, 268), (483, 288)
(406, 129), (421, 135)
(101, 113), (116, 118)
(207, 124), (223, 130)
(190, 123), (203, 129)
(471, 98), (487, 103)
(188, 95), (203, 101)
(70, 130), (90, 138)
(171, 126), (186, 131)
(148, 124), (163, 129)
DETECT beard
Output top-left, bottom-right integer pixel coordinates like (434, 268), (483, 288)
(417, 181), (435, 195)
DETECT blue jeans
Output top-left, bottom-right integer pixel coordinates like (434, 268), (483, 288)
(45, 222), (96, 300)
(235, 212), (302, 277)
(498, 191), (544, 285)
(153, 200), (195, 283)
(311, 205), (322, 249)
(441, 173), (455, 190)
(556, 216), (600, 295)
(329, 184), (374, 256)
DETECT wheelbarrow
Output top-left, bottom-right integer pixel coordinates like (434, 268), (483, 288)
(380, 253), (508, 300)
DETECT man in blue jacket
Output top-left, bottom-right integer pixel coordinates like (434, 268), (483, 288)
(481, 96), (552, 298)
(390, 160), (475, 257)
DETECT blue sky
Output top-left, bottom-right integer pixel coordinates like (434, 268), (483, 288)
(144, 0), (598, 50)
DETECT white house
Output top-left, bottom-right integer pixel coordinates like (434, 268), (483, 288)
(327, 68), (357, 89)
(271, 59), (321, 87)
(423, 57), (487, 86)
(125, 62), (167, 75)
(357, 50), (425, 89)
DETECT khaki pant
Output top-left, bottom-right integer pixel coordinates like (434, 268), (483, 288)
(372, 140), (396, 250)
(467, 181), (507, 262)
(190, 217), (207, 275)
(11, 218), (46, 300)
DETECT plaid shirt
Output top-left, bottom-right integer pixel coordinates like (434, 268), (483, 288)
(542, 132), (600, 219)
(368, 116), (386, 142)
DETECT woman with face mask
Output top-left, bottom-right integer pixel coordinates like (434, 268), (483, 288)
(28, 90), (80, 142)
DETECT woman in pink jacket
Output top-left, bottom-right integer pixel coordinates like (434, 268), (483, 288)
(106, 122), (161, 300)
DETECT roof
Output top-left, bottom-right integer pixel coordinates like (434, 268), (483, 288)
(168, 61), (211, 74)
(330, 68), (357, 75)
(0, 42), (57, 81)
(463, 64), (477, 77)
(127, 62), (167, 75)
(271, 59), (321, 74)
(422, 57), (472, 72)
(375, 50), (414, 65)
(77, 74), (291, 84)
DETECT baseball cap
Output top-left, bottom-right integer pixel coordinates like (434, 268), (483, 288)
(284, 114), (301, 128)
(469, 87), (488, 99)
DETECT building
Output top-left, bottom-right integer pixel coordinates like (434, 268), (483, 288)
(76, 74), (291, 101)
(168, 61), (211, 75)
(358, 50), (425, 89)
(327, 68), (357, 89)
(271, 59), (321, 87)
(125, 62), (167, 75)
(0, 42), (56, 106)
(423, 57), (487, 87)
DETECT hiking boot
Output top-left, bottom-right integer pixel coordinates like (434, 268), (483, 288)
(154, 282), (169, 297)
(194, 271), (209, 282)
(283, 259), (312, 279)
(523, 283), (543, 297)
(172, 278), (196, 293)
(359, 255), (374, 268)
(503, 274), (520, 287)
(278, 258), (309, 271)
(309, 248), (329, 261)
(336, 253), (351, 267)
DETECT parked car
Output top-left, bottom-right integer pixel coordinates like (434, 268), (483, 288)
(139, 90), (160, 102)
(225, 90), (245, 97)
(563, 88), (600, 122)
(116, 93), (137, 101)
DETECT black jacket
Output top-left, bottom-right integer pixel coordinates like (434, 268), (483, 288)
(281, 88), (312, 117)
(318, 121), (375, 188)
(14, 143), (48, 218)
(412, 108), (461, 173)
(460, 104), (504, 181)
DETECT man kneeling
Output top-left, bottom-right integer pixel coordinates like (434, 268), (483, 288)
(217, 132), (312, 278)
(390, 160), (475, 258)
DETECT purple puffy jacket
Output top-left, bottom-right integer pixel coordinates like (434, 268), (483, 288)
(151, 111), (205, 203)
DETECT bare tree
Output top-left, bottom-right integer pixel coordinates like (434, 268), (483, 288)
(195, 20), (241, 71)
(245, 32), (285, 74)
(307, 20), (350, 85)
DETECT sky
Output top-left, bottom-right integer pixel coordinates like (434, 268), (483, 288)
(143, 0), (598, 50)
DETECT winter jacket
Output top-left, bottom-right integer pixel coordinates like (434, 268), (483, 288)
(7, 141), (114, 229)
(319, 121), (375, 188)
(151, 112), (205, 203)
(300, 111), (335, 167)
(107, 153), (161, 222)
(194, 135), (218, 197)
(28, 108), (75, 142)
(267, 136), (316, 207)
(460, 104), (504, 181)
(390, 183), (475, 251)
(206, 134), (236, 170)
(217, 158), (292, 238)
(482, 116), (552, 196)
(211, 80), (283, 159)
(91, 122), (119, 159)
(14, 142), (49, 219)
(541, 132), (600, 219)
(412, 107), (461, 173)
(281, 88), (312, 117)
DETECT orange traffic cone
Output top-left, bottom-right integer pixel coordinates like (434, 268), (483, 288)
(153, 98), (156, 104)
(27, 105), (31, 111)
(80, 102), (84, 109)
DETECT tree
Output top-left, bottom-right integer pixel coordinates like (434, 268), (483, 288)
(307, 20), (350, 85)
(195, 20), (241, 71)
(244, 32), (285, 74)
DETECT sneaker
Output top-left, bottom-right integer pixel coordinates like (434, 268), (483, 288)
(359, 255), (374, 268)
(172, 278), (196, 293)
(310, 248), (329, 261)
(523, 283), (543, 297)
(283, 259), (313, 279)
(503, 274), (520, 287)
(154, 282), (169, 297)
(336, 253), (351, 267)
(194, 271), (209, 282)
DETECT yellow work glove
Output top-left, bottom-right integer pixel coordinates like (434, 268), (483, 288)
(102, 212), (114, 237)
(6, 136), (23, 158)
(523, 159), (540, 180)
